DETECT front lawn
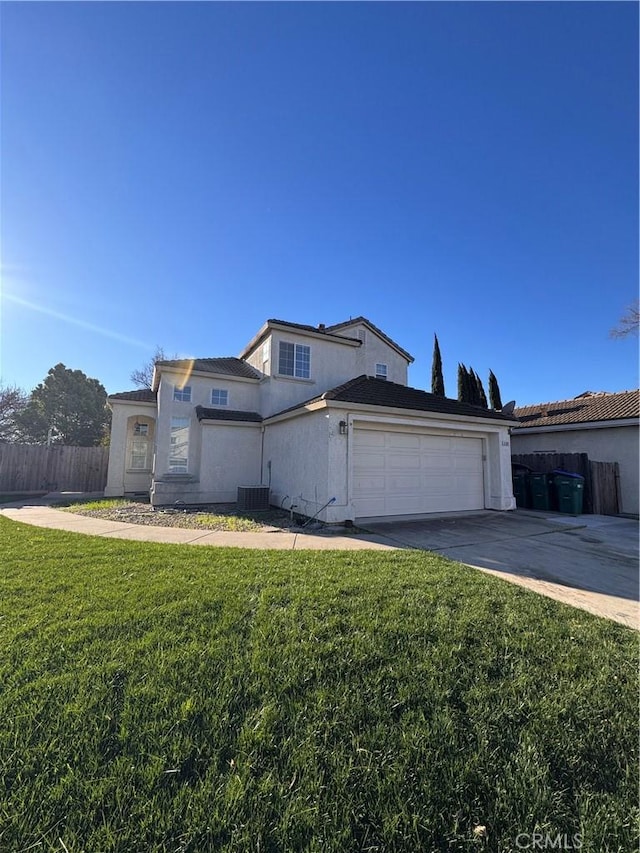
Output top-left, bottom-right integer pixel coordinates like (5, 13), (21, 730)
(0, 517), (636, 852)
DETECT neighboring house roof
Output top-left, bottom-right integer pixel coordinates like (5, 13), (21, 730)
(513, 390), (639, 430)
(156, 357), (262, 380)
(269, 375), (517, 422)
(195, 406), (262, 423)
(325, 316), (414, 363)
(109, 389), (157, 403)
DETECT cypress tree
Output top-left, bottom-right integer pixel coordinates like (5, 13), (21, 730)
(467, 366), (478, 405)
(431, 334), (445, 397)
(457, 364), (466, 402)
(489, 370), (503, 410)
(474, 370), (488, 409)
(458, 364), (473, 404)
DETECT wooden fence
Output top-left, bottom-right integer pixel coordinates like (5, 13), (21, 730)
(0, 444), (109, 493)
(589, 460), (621, 516)
(512, 452), (621, 516)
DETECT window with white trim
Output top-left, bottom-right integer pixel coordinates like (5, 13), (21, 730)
(129, 422), (151, 470)
(279, 341), (311, 379)
(211, 388), (229, 407)
(375, 363), (388, 380)
(173, 385), (192, 402)
(130, 438), (150, 470)
(169, 417), (190, 472)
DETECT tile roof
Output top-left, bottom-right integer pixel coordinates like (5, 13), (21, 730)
(109, 389), (157, 403)
(156, 357), (262, 380)
(513, 390), (639, 429)
(263, 318), (361, 344)
(195, 406), (262, 423)
(240, 317), (414, 362)
(270, 375), (516, 422)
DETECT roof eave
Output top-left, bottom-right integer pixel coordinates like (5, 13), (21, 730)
(238, 320), (362, 359)
(107, 397), (157, 409)
(153, 364), (260, 389)
(264, 397), (518, 427)
(327, 318), (414, 363)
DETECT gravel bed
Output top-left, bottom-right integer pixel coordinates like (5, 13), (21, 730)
(61, 501), (293, 532)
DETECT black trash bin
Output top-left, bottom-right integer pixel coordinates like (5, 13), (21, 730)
(529, 472), (552, 511)
(552, 470), (585, 515)
(512, 470), (530, 508)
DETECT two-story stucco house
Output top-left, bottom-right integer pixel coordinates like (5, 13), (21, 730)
(106, 317), (517, 523)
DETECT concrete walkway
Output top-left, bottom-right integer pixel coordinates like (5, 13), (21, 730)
(0, 502), (395, 551)
(1, 498), (637, 629)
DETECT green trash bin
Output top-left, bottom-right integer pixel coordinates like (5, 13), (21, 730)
(512, 470), (530, 508)
(552, 471), (585, 515)
(529, 472), (552, 511)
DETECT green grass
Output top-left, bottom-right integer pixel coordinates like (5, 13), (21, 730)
(58, 497), (133, 511)
(191, 513), (264, 531)
(0, 517), (637, 853)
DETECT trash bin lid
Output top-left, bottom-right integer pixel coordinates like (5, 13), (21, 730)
(552, 469), (584, 480)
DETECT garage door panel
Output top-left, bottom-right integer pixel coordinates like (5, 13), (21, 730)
(353, 427), (484, 517)
(386, 453), (420, 470)
(424, 455), (454, 472)
(421, 435), (452, 452)
(387, 474), (422, 491)
(353, 474), (386, 492)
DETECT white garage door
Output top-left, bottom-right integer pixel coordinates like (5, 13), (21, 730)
(352, 426), (485, 518)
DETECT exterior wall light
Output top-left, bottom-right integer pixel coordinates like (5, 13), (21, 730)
(339, 420), (347, 435)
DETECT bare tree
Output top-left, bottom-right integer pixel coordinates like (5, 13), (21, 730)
(610, 300), (639, 339)
(130, 346), (174, 389)
(0, 382), (28, 442)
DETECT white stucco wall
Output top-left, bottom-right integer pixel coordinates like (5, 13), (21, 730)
(153, 373), (260, 481)
(199, 422), (262, 501)
(511, 424), (639, 515)
(105, 401), (157, 496)
(334, 322), (409, 385)
(161, 370), (261, 412)
(246, 328), (410, 418)
(152, 419), (262, 506)
(262, 409), (332, 520)
(262, 404), (516, 523)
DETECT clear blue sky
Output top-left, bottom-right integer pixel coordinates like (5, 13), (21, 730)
(1, 1), (638, 406)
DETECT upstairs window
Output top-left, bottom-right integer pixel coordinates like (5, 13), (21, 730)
(173, 385), (192, 402)
(211, 388), (229, 407)
(279, 342), (311, 379)
(375, 363), (388, 380)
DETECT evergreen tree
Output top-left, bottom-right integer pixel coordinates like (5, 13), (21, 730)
(488, 370), (503, 410)
(431, 334), (445, 397)
(457, 364), (465, 402)
(458, 364), (473, 404)
(14, 363), (110, 446)
(472, 369), (488, 409)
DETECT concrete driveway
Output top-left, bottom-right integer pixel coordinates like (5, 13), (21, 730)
(360, 511), (639, 629)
